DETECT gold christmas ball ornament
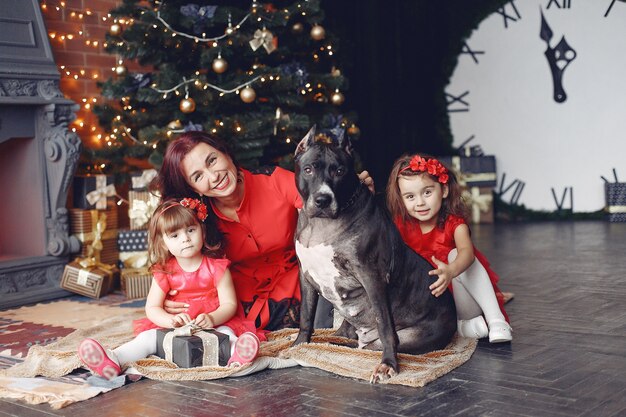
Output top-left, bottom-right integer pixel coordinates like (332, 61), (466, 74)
(179, 97), (196, 113)
(110, 23), (122, 36)
(331, 90), (345, 106)
(291, 22), (304, 34)
(347, 124), (360, 136)
(167, 120), (183, 130)
(212, 56), (228, 74)
(240, 86), (256, 103)
(310, 24), (326, 41)
(114, 64), (127, 76)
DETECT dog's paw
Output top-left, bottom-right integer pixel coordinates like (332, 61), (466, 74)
(369, 363), (397, 384)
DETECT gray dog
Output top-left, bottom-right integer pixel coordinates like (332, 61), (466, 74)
(292, 126), (457, 383)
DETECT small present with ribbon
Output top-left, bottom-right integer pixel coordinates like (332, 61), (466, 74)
(130, 169), (158, 191)
(60, 257), (118, 299)
(119, 250), (150, 299)
(128, 190), (160, 230)
(603, 169), (626, 223)
(156, 325), (231, 368)
(73, 174), (117, 210)
(70, 207), (119, 265)
(439, 155), (497, 188)
(462, 186), (494, 224)
(121, 267), (151, 299)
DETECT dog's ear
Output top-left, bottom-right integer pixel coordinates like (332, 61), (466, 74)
(336, 129), (353, 156)
(295, 124), (317, 157)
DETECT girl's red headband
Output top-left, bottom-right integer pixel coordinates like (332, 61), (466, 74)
(154, 198), (209, 223)
(399, 155), (449, 184)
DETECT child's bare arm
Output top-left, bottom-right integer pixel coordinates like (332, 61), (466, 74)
(428, 224), (475, 297)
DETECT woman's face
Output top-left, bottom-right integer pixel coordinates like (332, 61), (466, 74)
(181, 142), (238, 198)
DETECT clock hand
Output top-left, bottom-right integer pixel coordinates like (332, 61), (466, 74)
(540, 10), (577, 103)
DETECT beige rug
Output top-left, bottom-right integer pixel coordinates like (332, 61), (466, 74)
(0, 311), (476, 408)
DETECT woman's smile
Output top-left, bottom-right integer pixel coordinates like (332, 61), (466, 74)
(213, 174), (230, 191)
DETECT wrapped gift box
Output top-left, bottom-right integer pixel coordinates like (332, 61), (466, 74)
(130, 169), (158, 191)
(121, 267), (152, 299)
(156, 328), (230, 368)
(73, 174), (116, 210)
(60, 260), (118, 299)
(118, 229), (148, 252)
(439, 155), (497, 188)
(128, 190), (160, 230)
(463, 186), (494, 224)
(70, 204), (119, 265)
(605, 182), (626, 222)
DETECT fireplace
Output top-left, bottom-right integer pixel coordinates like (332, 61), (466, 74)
(0, 0), (81, 309)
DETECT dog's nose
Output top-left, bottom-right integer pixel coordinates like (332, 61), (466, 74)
(314, 194), (332, 209)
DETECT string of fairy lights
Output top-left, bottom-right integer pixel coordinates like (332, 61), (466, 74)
(41, 0), (357, 171)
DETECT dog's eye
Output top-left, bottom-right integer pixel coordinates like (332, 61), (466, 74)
(304, 166), (313, 175)
(336, 167), (345, 176)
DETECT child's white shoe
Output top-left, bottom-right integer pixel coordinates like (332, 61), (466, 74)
(487, 319), (513, 343)
(457, 316), (489, 339)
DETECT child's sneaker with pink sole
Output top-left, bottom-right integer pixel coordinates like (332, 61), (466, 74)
(78, 338), (121, 380)
(227, 332), (260, 367)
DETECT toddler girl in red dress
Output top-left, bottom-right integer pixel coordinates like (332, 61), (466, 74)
(77, 198), (260, 380)
(386, 154), (512, 343)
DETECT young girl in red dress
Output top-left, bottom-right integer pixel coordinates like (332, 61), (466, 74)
(77, 198), (261, 380)
(386, 154), (512, 343)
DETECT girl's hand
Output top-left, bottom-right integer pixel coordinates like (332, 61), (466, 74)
(193, 313), (214, 329)
(163, 290), (189, 314)
(171, 313), (192, 327)
(358, 171), (375, 194)
(428, 256), (454, 297)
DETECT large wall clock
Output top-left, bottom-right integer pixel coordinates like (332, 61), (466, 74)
(447, 0), (626, 212)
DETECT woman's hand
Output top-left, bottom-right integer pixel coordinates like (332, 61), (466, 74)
(358, 171), (375, 194)
(193, 313), (215, 329)
(171, 313), (192, 327)
(163, 290), (189, 314)
(428, 256), (454, 297)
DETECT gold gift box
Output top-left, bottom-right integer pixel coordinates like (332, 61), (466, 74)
(463, 186), (494, 224)
(60, 260), (118, 299)
(70, 202), (118, 231)
(121, 267), (152, 300)
(70, 204), (119, 264)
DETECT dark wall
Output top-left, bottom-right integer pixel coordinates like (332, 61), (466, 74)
(321, 0), (507, 188)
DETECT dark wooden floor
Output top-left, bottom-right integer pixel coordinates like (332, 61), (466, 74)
(1, 221), (625, 417)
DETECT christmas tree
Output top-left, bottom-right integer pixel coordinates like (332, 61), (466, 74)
(90, 0), (358, 174)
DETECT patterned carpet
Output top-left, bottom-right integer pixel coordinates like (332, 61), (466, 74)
(0, 293), (144, 363)
(0, 293), (145, 408)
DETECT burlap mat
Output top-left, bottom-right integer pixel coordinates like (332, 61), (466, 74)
(0, 311), (476, 408)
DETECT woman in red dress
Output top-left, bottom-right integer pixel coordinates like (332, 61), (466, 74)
(153, 131), (373, 333)
(386, 154), (512, 343)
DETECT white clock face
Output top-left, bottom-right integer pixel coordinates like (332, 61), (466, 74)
(448, 0), (626, 212)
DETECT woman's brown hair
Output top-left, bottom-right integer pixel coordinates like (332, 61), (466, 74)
(386, 154), (469, 229)
(148, 199), (222, 273)
(150, 131), (232, 251)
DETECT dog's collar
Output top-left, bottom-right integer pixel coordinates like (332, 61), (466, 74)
(340, 182), (366, 211)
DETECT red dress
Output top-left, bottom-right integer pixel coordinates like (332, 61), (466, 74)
(394, 215), (509, 322)
(132, 256), (260, 338)
(210, 167), (302, 331)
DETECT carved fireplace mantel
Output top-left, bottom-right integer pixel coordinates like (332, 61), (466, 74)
(0, 0), (81, 309)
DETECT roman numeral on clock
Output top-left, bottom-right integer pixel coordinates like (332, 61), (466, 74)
(445, 91), (470, 113)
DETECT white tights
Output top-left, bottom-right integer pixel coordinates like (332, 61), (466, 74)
(113, 326), (238, 366)
(448, 249), (506, 326)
